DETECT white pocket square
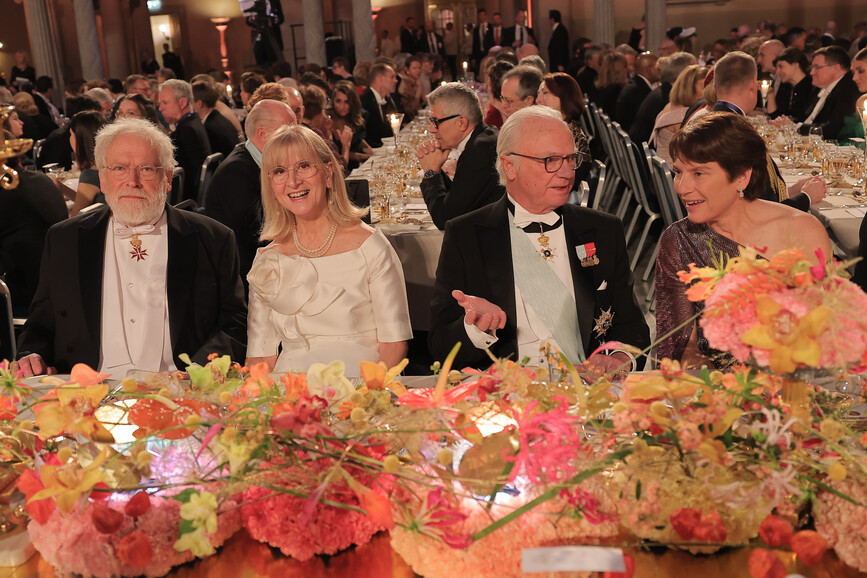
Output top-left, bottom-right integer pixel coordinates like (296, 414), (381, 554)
(597, 281), (608, 291)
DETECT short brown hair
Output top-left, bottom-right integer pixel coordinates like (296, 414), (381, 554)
(192, 81), (219, 108)
(713, 51), (757, 94)
(541, 72), (585, 122)
(299, 85), (327, 120)
(247, 82), (290, 111)
(669, 111), (767, 200)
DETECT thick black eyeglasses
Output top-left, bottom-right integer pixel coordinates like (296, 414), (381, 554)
(508, 152), (586, 172)
(429, 114), (462, 129)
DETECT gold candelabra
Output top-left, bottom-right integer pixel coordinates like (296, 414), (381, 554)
(0, 105), (33, 190)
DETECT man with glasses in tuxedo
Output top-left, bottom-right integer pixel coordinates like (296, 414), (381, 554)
(429, 106), (649, 371)
(17, 118), (247, 377)
(415, 82), (504, 230)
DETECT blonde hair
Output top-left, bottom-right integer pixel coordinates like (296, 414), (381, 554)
(12, 92), (38, 116)
(260, 125), (367, 242)
(669, 64), (709, 107)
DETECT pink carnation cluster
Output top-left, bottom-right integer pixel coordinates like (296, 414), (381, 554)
(814, 476), (867, 572)
(241, 484), (387, 561)
(391, 482), (619, 578)
(28, 495), (241, 577)
(700, 274), (760, 362)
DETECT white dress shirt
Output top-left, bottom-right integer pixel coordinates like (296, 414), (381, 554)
(464, 195), (575, 366)
(100, 213), (176, 376)
(802, 74), (844, 127)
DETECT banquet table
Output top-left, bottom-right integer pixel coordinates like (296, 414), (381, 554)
(347, 142), (443, 332)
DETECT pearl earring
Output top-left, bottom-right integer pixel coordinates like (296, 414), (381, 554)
(738, 187), (745, 198)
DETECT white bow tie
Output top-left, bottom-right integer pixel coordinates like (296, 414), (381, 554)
(115, 225), (156, 239)
(512, 211), (560, 229)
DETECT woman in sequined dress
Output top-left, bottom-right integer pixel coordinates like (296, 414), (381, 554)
(655, 112), (831, 369)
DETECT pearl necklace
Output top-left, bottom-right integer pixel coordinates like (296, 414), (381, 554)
(293, 223), (338, 258)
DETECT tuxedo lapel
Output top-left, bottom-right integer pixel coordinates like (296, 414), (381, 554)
(165, 206), (198, 351)
(563, 210), (598, 353)
(78, 208), (110, 346)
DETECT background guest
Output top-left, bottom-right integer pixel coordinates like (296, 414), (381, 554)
(651, 64), (709, 164)
(595, 52), (629, 117)
(64, 111), (107, 216)
(768, 48), (813, 121)
(398, 55), (424, 122)
(12, 91), (55, 141)
(158, 79), (211, 200)
(328, 81), (373, 170)
(483, 60), (514, 128)
(10, 50), (36, 92)
(616, 52), (659, 131)
(629, 52), (696, 145)
(112, 93), (162, 127)
(537, 72), (591, 184)
(548, 10), (570, 73)
(798, 45), (861, 140)
(192, 80), (241, 157)
(499, 64), (542, 120)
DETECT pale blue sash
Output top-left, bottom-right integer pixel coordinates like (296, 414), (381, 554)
(508, 223), (585, 363)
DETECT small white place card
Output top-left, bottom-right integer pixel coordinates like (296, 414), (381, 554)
(521, 546), (626, 573)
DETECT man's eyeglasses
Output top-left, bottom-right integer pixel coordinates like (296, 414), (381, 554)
(508, 152), (586, 173)
(429, 114), (462, 129)
(104, 165), (163, 181)
(267, 160), (320, 184)
(810, 63), (831, 71)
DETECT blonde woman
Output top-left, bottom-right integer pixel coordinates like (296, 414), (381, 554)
(245, 125), (412, 375)
(650, 64), (708, 163)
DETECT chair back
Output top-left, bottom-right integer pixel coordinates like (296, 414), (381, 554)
(651, 155), (685, 223)
(0, 279), (15, 361)
(170, 167), (185, 206)
(197, 152), (225, 208)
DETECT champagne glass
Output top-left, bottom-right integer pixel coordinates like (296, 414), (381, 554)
(809, 125), (824, 145)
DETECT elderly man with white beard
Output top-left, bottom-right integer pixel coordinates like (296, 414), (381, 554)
(17, 118), (247, 376)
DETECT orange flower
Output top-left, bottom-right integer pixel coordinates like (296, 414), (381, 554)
(17, 469), (54, 523)
(360, 359), (409, 396)
(748, 549), (786, 578)
(740, 296), (829, 374)
(758, 515), (792, 548)
(280, 373), (309, 403)
(35, 383), (113, 442)
(791, 530), (828, 566)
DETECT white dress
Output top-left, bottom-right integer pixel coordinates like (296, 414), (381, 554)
(246, 227), (413, 375)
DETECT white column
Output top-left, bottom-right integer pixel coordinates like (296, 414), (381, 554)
(23, 0), (66, 101)
(301, 0), (327, 66)
(593, 0), (614, 47)
(72, 0), (105, 80)
(646, 0), (666, 55)
(352, 0), (376, 62)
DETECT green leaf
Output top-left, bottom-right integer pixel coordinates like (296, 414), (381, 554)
(172, 488), (199, 504)
(635, 479), (642, 500)
(178, 353), (192, 367)
(211, 355), (231, 376)
(187, 365), (212, 389)
(177, 518), (196, 538)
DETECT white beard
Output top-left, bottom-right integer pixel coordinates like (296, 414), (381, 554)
(106, 183), (168, 226)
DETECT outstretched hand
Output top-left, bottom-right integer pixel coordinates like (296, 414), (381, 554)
(452, 290), (507, 333)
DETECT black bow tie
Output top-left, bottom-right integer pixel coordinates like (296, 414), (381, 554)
(521, 217), (562, 233)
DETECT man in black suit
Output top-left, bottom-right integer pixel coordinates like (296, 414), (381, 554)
(429, 106), (649, 370)
(628, 51), (695, 144)
(204, 100), (296, 284)
(33, 76), (62, 127)
(615, 52), (658, 131)
(548, 10), (569, 73)
(707, 51), (825, 211)
(415, 83), (504, 230)
(472, 9), (491, 71)
(420, 21), (445, 57)
(401, 17), (418, 54)
(489, 13), (505, 48)
(798, 46), (861, 141)
(360, 63), (399, 148)
(158, 79), (212, 201)
(192, 81), (241, 157)
(17, 118), (247, 377)
(574, 45), (604, 103)
(504, 10), (534, 49)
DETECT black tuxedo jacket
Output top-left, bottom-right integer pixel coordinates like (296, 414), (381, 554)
(615, 76), (652, 132)
(203, 143), (262, 284)
(360, 87), (398, 148)
(548, 24), (569, 72)
(798, 72), (861, 141)
(429, 197), (650, 369)
(575, 66), (599, 104)
(420, 123), (504, 230)
(172, 113), (212, 201)
(204, 111), (241, 157)
(421, 32), (445, 55)
(503, 25), (534, 47)
(400, 26), (417, 53)
(628, 83), (669, 144)
(472, 24), (491, 60)
(36, 125), (72, 171)
(17, 205), (248, 373)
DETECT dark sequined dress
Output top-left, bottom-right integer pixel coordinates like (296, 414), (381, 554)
(655, 218), (742, 368)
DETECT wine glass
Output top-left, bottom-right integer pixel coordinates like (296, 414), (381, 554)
(809, 125), (824, 144)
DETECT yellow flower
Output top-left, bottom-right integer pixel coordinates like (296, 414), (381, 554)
(174, 527), (214, 557)
(627, 372), (701, 401)
(828, 462), (847, 481)
(820, 419), (847, 443)
(180, 490), (219, 533)
(30, 448), (108, 513)
(35, 384), (113, 442)
(740, 296), (830, 374)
